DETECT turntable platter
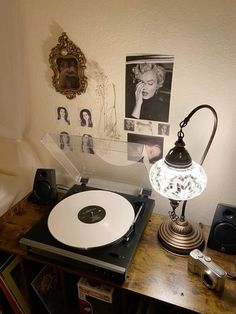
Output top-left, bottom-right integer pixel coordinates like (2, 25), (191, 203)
(47, 190), (135, 249)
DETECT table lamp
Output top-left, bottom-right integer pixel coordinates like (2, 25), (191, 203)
(149, 104), (218, 255)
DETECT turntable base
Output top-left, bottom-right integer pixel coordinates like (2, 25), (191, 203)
(19, 184), (155, 282)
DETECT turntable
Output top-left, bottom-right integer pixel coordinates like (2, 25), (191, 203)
(19, 134), (155, 282)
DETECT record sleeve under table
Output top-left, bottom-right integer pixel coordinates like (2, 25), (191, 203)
(0, 195), (235, 314)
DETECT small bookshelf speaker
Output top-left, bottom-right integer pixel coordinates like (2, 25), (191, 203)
(29, 168), (57, 205)
(207, 203), (236, 254)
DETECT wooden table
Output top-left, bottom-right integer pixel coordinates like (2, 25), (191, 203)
(124, 214), (236, 314)
(0, 195), (235, 314)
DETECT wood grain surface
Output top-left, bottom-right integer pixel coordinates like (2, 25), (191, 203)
(123, 214), (236, 314)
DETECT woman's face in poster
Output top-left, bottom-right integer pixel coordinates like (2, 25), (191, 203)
(59, 107), (66, 118)
(82, 111), (89, 120)
(60, 133), (69, 144)
(145, 144), (161, 162)
(82, 134), (90, 144)
(138, 70), (158, 100)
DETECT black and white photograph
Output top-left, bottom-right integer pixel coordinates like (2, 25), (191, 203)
(136, 120), (153, 134)
(125, 55), (174, 122)
(158, 123), (170, 136)
(124, 119), (135, 131)
(59, 131), (73, 151)
(81, 134), (95, 154)
(56, 106), (70, 125)
(127, 133), (163, 164)
(79, 109), (93, 127)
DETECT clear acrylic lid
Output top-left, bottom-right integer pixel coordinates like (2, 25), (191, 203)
(41, 133), (152, 192)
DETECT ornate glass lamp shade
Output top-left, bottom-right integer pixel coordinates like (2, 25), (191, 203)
(149, 158), (207, 201)
(148, 104), (218, 255)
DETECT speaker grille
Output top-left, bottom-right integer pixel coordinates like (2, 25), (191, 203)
(213, 223), (236, 246)
(207, 203), (236, 254)
(29, 168), (58, 205)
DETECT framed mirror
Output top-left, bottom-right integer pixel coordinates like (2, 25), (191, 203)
(49, 32), (87, 99)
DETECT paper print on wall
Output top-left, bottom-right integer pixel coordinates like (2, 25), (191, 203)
(81, 134), (95, 154)
(125, 55), (174, 122)
(124, 119), (135, 132)
(135, 120), (154, 135)
(56, 106), (71, 126)
(79, 109), (93, 128)
(59, 131), (73, 151)
(127, 133), (163, 164)
(158, 123), (170, 136)
(88, 61), (120, 139)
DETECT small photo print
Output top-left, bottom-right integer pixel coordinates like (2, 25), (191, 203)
(59, 131), (73, 151)
(158, 123), (170, 136)
(135, 120), (153, 134)
(125, 54), (174, 122)
(81, 134), (95, 154)
(79, 108), (93, 127)
(124, 119), (135, 131)
(56, 106), (71, 125)
(127, 133), (163, 164)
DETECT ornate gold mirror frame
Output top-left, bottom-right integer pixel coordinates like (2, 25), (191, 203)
(49, 32), (87, 99)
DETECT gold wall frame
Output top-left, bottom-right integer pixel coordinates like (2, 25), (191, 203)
(49, 32), (87, 99)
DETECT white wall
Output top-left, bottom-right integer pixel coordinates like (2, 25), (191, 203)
(2, 0), (236, 224)
(0, 0), (42, 198)
(0, 0), (28, 140)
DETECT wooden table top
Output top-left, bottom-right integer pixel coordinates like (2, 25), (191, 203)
(124, 214), (236, 314)
(0, 195), (236, 314)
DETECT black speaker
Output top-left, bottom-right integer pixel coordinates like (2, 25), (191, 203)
(29, 168), (58, 205)
(207, 203), (236, 254)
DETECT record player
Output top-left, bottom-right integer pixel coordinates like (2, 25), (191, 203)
(19, 133), (155, 282)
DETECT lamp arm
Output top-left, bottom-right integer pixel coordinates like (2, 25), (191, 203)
(180, 104), (218, 220)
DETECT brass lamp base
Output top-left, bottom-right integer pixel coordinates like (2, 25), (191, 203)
(158, 218), (205, 255)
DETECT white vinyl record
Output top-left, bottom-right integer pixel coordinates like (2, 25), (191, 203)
(48, 190), (135, 249)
